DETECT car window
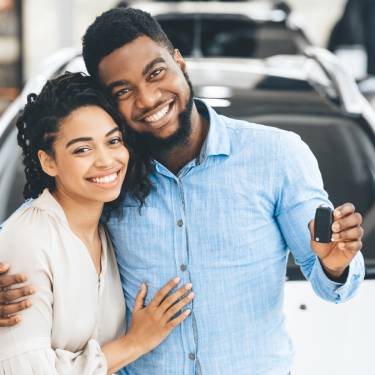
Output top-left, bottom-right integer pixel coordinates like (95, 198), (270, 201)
(0, 119), (25, 223)
(157, 16), (301, 58)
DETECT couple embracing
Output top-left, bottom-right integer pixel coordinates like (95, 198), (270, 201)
(0, 7), (364, 375)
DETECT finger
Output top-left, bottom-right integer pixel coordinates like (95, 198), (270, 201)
(332, 226), (364, 242)
(0, 315), (21, 327)
(159, 283), (193, 312)
(334, 203), (356, 219)
(332, 213), (363, 233)
(149, 277), (180, 309)
(164, 292), (194, 321)
(0, 299), (32, 319)
(166, 309), (191, 330)
(308, 220), (314, 241)
(0, 285), (36, 304)
(0, 273), (28, 289)
(133, 283), (147, 312)
(0, 263), (10, 274)
(337, 240), (362, 252)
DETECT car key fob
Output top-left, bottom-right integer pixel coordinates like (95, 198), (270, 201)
(314, 206), (333, 243)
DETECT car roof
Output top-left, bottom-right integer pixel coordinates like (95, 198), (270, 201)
(131, 1), (287, 22)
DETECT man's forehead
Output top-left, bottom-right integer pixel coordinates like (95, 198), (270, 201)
(98, 36), (172, 83)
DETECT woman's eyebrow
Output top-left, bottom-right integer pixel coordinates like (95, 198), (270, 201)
(66, 128), (120, 148)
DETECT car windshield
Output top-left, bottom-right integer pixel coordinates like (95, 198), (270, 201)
(157, 15), (302, 58)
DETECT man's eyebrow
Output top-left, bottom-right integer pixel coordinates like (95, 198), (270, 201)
(107, 79), (130, 91)
(142, 57), (166, 76)
(66, 128), (120, 148)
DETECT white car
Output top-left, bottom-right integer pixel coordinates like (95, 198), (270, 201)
(0, 47), (374, 375)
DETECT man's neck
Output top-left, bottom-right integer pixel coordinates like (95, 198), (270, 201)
(156, 103), (209, 175)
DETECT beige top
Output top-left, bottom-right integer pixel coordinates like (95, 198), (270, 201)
(0, 189), (126, 374)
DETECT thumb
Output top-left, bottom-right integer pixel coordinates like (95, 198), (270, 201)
(308, 219), (315, 241)
(133, 283), (147, 312)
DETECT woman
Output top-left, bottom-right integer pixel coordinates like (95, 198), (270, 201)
(0, 72), (194, 374)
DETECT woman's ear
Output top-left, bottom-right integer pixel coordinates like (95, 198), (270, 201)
(38, 150), (57, 177)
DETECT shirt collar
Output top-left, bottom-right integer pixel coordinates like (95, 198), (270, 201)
(195, 98), (231, 164)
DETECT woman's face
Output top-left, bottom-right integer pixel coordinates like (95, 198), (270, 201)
(39, 105), (129, 204)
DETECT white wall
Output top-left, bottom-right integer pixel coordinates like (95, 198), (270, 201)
(23, 0), (118, 79)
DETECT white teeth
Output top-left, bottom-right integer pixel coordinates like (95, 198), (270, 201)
(144, 104), (170, 123)
(90, 173), (118, 184)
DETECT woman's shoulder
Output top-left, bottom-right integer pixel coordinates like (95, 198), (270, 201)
(0, 190), (64, 257)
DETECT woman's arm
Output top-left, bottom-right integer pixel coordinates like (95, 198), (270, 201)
(103, 279), (194, 373)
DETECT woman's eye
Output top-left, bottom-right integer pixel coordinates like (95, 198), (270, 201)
(73, 147), (91, 154)
(109, 137), (123, 145)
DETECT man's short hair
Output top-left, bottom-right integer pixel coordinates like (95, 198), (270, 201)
(82, 8), (174, 80)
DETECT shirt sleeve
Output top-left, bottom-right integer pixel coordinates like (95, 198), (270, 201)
(274, 131), (365, 303)
(0, 210), (108, 374)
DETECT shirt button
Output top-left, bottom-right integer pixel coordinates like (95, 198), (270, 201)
(189, 353), (196, 361)
(177, 219), (184, 227)
(180, 264), (187, 271)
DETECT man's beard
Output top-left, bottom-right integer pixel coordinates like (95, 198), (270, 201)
(134, 74), (194, 159)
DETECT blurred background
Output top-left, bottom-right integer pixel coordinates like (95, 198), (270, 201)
(0, 0), (350, 115)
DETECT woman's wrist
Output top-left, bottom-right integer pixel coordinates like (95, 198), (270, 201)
(101, 334), (145, 374)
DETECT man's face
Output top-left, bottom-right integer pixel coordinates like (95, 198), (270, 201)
(98, 36), (192, 148)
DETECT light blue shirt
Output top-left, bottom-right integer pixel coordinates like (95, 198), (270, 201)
(108, 100), (364, 375)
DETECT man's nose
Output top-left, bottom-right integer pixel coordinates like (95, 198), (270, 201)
(135, 84), (162, 110)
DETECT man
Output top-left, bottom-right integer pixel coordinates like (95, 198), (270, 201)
(0, 8), (364, 375)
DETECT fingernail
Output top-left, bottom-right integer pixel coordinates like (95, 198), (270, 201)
(13, 315), (21, 323)
(173, 277), (181, 283)
(331, 234), (339, 241)
(185, 309), (191, 315)
(28, 287), (36, 294)
(185, 283), (192, 290)
(25, 300), (32, 308)
(188, 292), (195, 299)
(334, 210), (342, 218)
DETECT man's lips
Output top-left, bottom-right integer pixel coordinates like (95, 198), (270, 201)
(137, 98), (175, 123)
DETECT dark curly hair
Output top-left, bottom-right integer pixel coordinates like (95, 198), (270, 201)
(16, 71), (153, 209)
(82, 7), (174, 80)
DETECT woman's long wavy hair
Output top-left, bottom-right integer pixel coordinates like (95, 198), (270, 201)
(16, 72), (153, 213)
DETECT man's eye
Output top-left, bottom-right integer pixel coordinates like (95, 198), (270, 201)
(150, 68), (164, 79)
(115, 88), (131, 98)
(109, 137), (123, 145)
(73, 147), (91, 154)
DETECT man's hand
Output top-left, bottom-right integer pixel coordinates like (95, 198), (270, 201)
(0, 263), (35, 327)
(309, 203), (364, 279)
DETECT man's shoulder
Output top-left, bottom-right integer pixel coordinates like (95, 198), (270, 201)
(219, 114), (300, 143)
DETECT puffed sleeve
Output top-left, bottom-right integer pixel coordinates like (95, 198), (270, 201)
(0, 208), (108, 374)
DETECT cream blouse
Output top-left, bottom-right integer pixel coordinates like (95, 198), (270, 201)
(0, 189), (126, 374)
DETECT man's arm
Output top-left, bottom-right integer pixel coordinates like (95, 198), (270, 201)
(0, 263), (35, 326)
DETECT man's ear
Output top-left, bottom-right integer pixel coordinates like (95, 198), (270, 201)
(38, 150), (57, 177)
(173, 49), (187, 73)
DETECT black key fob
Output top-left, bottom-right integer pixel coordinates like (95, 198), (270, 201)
(314, 206), (333, 243)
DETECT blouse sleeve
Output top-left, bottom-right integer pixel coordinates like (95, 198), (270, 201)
(0, 210), (108, 374)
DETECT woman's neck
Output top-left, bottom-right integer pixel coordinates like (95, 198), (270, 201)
(52, 188), (103, 243)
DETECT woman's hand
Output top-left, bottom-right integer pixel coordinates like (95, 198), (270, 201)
(102, 277), (194, 373)
(127, 277), (194, 355)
